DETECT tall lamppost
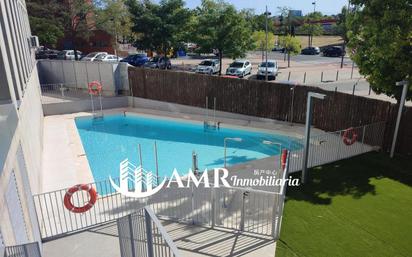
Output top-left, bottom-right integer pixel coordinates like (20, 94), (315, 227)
(390, 80), (409, 158)
(264, 6), (272, 81)
(224, 137), (243, 168)
(301, 92), (326, 184)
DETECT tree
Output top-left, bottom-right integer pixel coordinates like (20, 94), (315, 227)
(251, 30), (275, 61)
(96, 0), (134, 43)
(279, 35), (301, 67)
(193, 0), (253, 75)
(300, 12), (324, 47)
(27, 0), (65, 47)
(336, 6), (349, 68)
(347, 0), (412, 102)
(126, 0), (193, 55)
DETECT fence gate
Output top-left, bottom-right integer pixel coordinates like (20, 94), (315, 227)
(117, 207), (180, 257)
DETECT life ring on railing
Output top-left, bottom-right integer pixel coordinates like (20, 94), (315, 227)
(64, 184), (97, 213)
(88, 81), (102, 95)
(342, 127), (358, 146)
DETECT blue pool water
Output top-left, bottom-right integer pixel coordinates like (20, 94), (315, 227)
(75, 114), (301, 183)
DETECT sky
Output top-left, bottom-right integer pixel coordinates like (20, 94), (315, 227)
(183, 0), (349, 15)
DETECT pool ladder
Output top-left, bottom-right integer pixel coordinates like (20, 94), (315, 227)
(204, 97), (220, 131)
(90, 91), (104, 119)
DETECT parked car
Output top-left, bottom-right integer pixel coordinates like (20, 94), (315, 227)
(226, 60), (252, 78)
(94, 54), (122, 62)
(272, 45), (285, 52)
(144, 56), (171, 69)
(120, 54), (149, 67)
(195, 59), (220, 75)
(35, 47), (60, 59)
(323, 46), (345, 57)
(301, 46), (320, 55)
(81, 52), (108, 61)
(56, 50), (83, 60)
(257, 60), (278, 80)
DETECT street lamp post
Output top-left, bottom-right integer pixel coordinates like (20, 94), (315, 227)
(390, 80), (409, 158)
(224, 137), (243, 168)
(265, 6), (272, 81)
(301, 92), (326, 184)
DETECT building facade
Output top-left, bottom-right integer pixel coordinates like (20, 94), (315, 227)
(0, 0), (43, 252)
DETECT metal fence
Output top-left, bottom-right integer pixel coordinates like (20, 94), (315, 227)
(288, 121), (386, 173)
(3, 242), (41, 257)
(33, 173), (286, 241)
(40, 83), (91, 101)
(117, 207), (181, 257)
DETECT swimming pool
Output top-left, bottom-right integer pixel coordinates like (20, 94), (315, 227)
(75, 114), (301, 183)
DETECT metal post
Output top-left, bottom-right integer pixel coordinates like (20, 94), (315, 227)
(154, 141), (159, 184)
(301, 92), (326, 184)
(351, 61), (355, 79)
(368, 85), (372, 95)
(138, 144), (143, 169)
(128, 215), (137, 257)
(336, 70), (339, 81)
(321, 71), (323, 82)
(205, 96), (209, 123)
(211, 188), (216, 228)
(303, 72), (306, 84)
(224, 139), (227, 168)
(290, 86), (295, 125)
(90, 94), (95, 114)
(288, 71), (291, 81)
(390, 81), (408, 158)
(98, 91), (103, 116)
(144, 210), (154, 257)
(213, 97), (216, 126)
(240, 192), (246, 231)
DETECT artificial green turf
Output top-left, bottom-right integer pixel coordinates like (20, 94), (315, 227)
(276, 152), (412, 257)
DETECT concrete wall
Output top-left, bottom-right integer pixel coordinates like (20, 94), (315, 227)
(37, 60), (130, 95)
(0, 68), (43, 247)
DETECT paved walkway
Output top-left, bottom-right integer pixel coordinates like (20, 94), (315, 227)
(42, 221), (276, 257)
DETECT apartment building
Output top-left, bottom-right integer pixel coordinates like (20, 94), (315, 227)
(0, 0), (43, 252)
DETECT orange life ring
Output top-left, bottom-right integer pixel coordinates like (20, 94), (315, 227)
(88, 81), (102, 95)
(64, 184), (97, 213)
(342, 127), (358, 146)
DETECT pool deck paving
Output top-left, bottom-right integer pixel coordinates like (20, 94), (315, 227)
(43, 221), (276, 257)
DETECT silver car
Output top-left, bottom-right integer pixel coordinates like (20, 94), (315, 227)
(195, 59), (220, 75)
(226, 60), (252, 78)
(257, 60), (278, 80)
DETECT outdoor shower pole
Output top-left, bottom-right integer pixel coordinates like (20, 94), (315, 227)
(390, 80), (409, 158)
(301, 92), (326, 184)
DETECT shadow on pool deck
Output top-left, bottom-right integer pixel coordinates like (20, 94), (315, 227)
(43, 221), (276, 257)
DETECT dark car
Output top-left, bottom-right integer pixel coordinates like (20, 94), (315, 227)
(144, 56), (171, 69)
(120, 54), (149, 67)
(35, 47), (60, 59)
(301, 47), (320, 55)
(323, 46), (345, 57)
